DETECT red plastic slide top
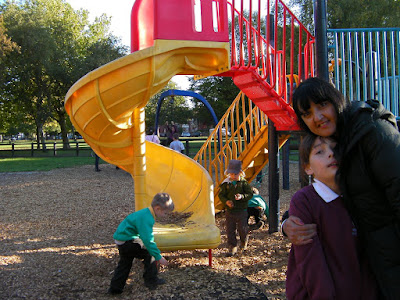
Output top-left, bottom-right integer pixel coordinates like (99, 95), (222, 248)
(131, 0), (229, 52)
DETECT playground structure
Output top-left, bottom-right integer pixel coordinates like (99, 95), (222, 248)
(64, 0), (399, 258)
(328, 28), (400, 117)
(65, 0), (314, 257)
(64, 0), (315, 258)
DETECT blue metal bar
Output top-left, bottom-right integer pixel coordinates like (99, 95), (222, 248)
(328, 28), (400, 118)
(354, 32), (361, 101)
(155, 89), (219, 133)
(347, 32), (354, 99)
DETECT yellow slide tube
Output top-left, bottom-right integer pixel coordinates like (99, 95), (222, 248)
(65, 40), (230, 250)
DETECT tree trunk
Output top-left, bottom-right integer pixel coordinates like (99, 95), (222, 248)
(57, 111), (70, 149)
(36, 123), (46, 151)
(36, 126), (41, 150)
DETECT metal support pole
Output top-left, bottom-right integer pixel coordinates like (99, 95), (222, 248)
(185, 140), (189, 156)
(314, 0), (329, 81)
(282, 139), (290, 190)
(268, 120), (280, 233)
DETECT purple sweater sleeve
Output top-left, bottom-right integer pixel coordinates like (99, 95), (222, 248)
(288, 190), (336, 300)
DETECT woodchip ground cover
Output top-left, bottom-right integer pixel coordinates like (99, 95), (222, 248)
(0, 162), (300, 299)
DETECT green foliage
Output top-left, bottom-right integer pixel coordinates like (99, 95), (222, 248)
(288, 0), (400, 30)
(189, 76), (240, 126)
(145, 80), (193, 130)
(0, 0), (128, 143)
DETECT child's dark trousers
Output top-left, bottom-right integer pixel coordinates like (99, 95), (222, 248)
(247, 207), (264, 224)
(226, 210), (248, 247)
(109, 239), (158, 292)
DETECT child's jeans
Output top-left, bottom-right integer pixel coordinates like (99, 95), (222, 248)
(226, 210), (248, 247)
(109, 239), (158, 292)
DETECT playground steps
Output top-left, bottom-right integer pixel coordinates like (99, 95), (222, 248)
(232, 71), (300, 131)
(194, 92), (290, 210)
(241, 125), (290, 182)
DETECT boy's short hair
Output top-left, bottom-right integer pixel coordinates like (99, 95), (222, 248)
(173, 133), (179, 140)
(151, 193), (175, 212)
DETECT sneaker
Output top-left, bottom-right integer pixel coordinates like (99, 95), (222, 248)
(145, 278), (166, 290)
(226, 246), (238, 257)
(107, 287), (123, 295)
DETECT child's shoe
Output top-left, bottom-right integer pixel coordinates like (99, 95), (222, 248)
(226, 246), (238, 257)
(239, 238), (248, 252)
(145, 277), (166, 290)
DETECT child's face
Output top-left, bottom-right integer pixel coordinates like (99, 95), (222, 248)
(154, 206), (170, 220)
(305, 137), (338, 184)
(228, 172), (240, 181)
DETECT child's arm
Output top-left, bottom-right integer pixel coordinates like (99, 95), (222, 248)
(288, 191), (336, 299)
(137, 220), (162, 261)
(218, 183), (232, 208)
(235, 181), (253, 202)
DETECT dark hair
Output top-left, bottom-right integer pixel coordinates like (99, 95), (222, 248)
(293, 77), (347, 135)
(151, 192), (175, 212)
(299, 134), (319, 171)
(173, 132), (179, 140)
(147, 128), (154, 135)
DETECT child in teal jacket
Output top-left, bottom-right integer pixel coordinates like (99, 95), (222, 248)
(247, 187), (268, 230)
(108, 193), (175, 294)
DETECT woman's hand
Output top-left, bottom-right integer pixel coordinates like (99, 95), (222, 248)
(283, 215), (317, 245)
(226, 200), (234, 208)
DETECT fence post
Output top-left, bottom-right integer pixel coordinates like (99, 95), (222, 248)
(76, 142), (79, 156)
(11, 143), (15, 157)
(31, 143), (34, 157)
(53, 142), (57, 156)
(185, 140), (189, 156)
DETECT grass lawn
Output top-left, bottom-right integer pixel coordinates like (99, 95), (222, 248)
(0, 157), (97, 172)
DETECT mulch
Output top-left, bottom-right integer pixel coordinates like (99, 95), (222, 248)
(0, 162), (300, 299)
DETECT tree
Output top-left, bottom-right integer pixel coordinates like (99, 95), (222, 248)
(189, 76), (240, 128)
(0, 14), (20, 139)
(288, 0), (400, 30)
(145, 81), (193, 131)
(0, 0), (127, 149)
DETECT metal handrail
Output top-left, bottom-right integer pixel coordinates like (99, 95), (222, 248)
(227, 0), (315, 102)
(194, 91), (268, 186)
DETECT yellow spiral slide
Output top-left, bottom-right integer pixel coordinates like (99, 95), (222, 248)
(65, 40), (230, 251)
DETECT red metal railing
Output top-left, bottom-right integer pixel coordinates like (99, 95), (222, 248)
(131, 0), (315, 106)
(227, 0), (315, 104)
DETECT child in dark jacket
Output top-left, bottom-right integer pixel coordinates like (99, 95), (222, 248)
(108, 193), (175, 294)
(286, 135), (377, 300)
(218, 159), (253, 256)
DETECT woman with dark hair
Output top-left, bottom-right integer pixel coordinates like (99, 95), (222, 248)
(283, 77), (400, 299)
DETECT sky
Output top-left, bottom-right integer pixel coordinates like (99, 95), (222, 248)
(65, 0), (191, 89)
